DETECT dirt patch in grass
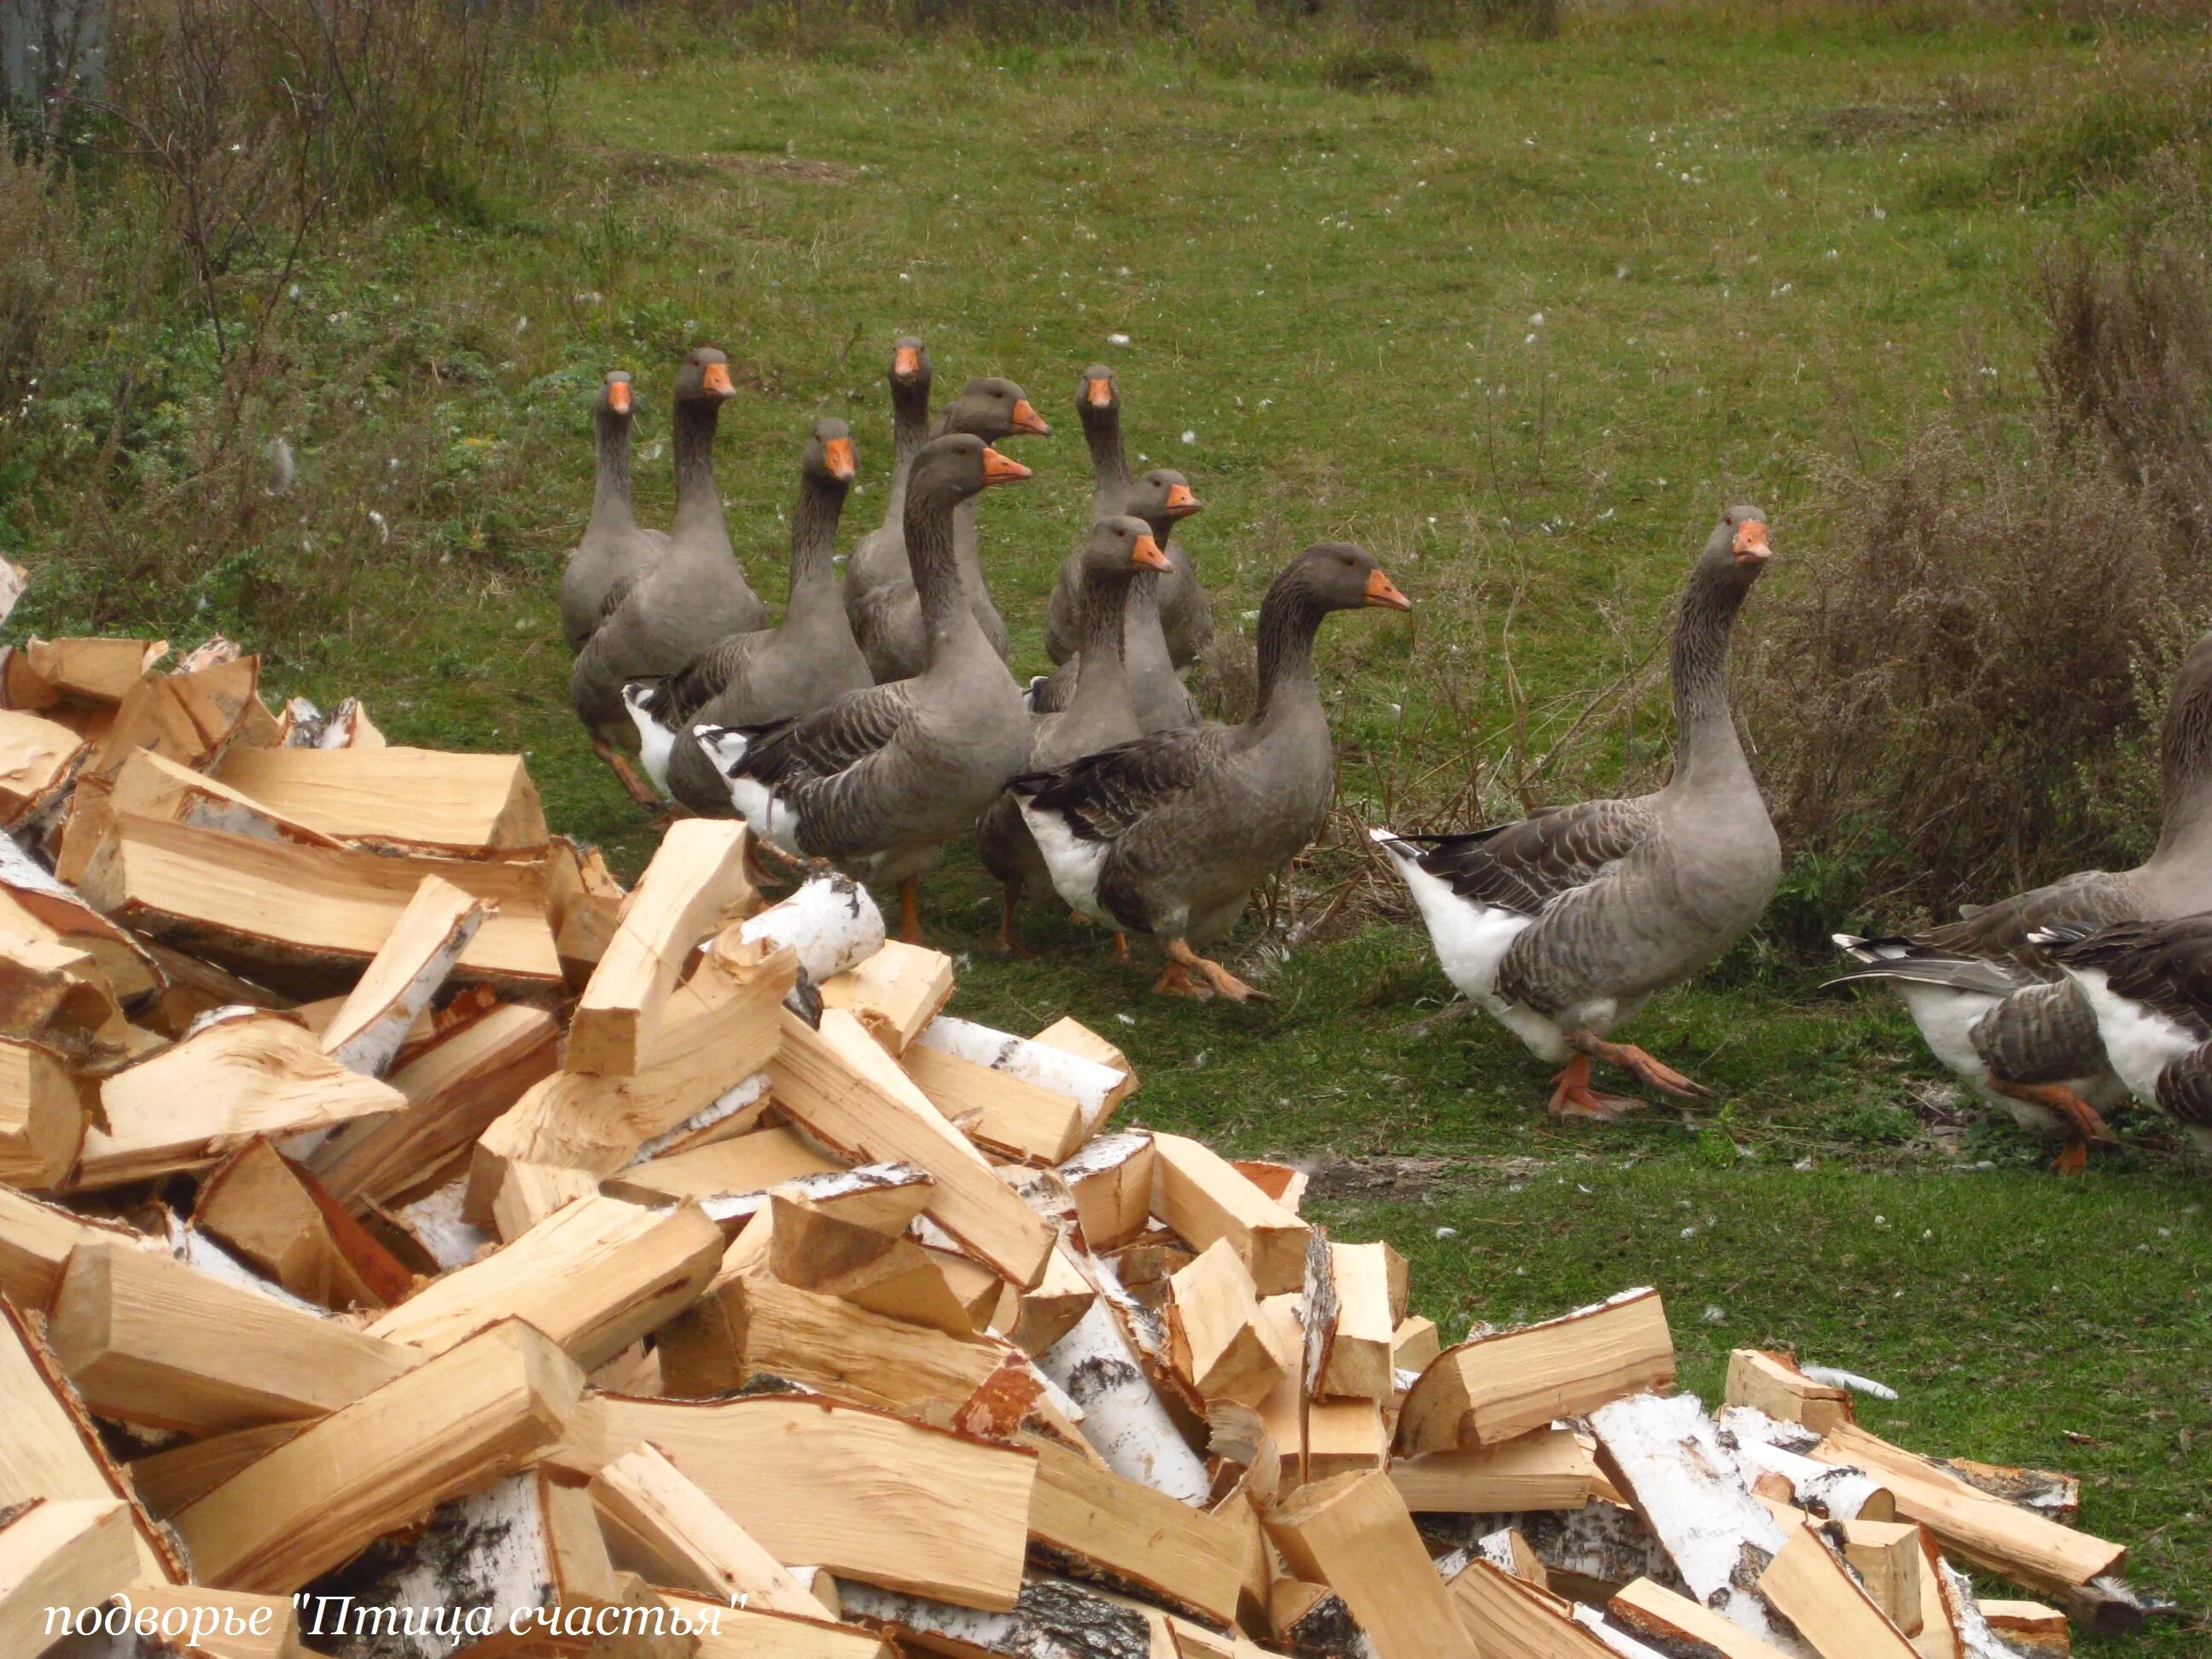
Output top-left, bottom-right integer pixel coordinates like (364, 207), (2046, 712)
(1302, 1150), (1552, 1201)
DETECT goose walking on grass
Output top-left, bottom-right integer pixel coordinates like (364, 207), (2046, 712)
(569, 347), (765, 806)
(561, 370), (667, 652)
(693, 434), (1035, 944)
(1374, 508), (1779, 1117)
(1012, 543), (1412, 1002)
(624, 420), (871, 813)
(2034, 913), (2212, 1163)
(980, 515), (1171, 955)
(1830, 632), (2212, 1168)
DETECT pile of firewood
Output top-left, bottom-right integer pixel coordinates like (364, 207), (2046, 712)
(0, 634), (2159, 1659)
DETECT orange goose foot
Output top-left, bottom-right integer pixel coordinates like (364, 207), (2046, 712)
(897, 877), (925, 948)
(995, 888), (1035, 958)
(1570, 1032), (1711, 1099)
(592, 738), (664, 809)
(1546, 1054), (1647, 1120)
(1166, 939), (1270, 1004)
(1990, 1080), (2116, 1174)
(1153, 961), (1212, 998)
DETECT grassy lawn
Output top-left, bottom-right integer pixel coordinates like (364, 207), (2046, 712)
(10, 3), (2210, 1643)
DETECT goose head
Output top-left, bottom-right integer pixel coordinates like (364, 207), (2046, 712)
(1080, 515), (1173, 587)
(1078, 364), (1120, 419)
(1129, 469), (1203, 531)
(942, 376), (1050, 441)
(806, 418), (858, 486)
(674, 346), (737, 407)
(1278, 541), (1412, 614)
(1703, 504), (1775, 586)
(889, 335), (931, 391)
(906, 432), (1033, 504)
(599, 370), (636, 421)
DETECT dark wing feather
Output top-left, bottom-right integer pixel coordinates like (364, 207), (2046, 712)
(1392, 798), (1656, 917)
(664, 630), (765, 725)
(1010, 727), (1223, 844)
(2042, 913), (2212, 1034)
(2154, 1042), (2212, 1129)
(1918, 870), (2139, 962)
(596, 568), (645, 626)
(731, 682), (915, 791)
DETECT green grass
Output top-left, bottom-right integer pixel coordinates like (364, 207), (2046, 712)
(10, 4), (2212, 1645)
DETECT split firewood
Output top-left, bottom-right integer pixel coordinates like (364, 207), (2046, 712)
(1268, 1578), (1371, 1657)
(545, 835), (626, 984)
(1031, 1013), (1134, 1081)
(108, 746), (344, 851)
(1400, 1289), (1675, 1456)
(1834, 1517), (1924, 1635)
(88, 652), (259, 777)
(818, 940), (954, 1055)
(569, 820), (754, 1077)
(656, 1592), (888, 1659)
(1057, 1130), (1155, 1253)
(1025, 1435), (1248, 1624)
(0, 1183), (154, 1309)
(318, 875), (488, 1074)
(764, 1193), (975, 1331)
(0, 926), (135, 1068)
(1391, 1313), (1441, 1381)
(1037, 1295), (1212, 1503)
(905, 1013), (1129, 1163)
(172, 1317), (585, 1593)
(1937, 1458), (2080, 1524)
(835, 1579), (1153, 1659)
(1977, 1601), (2069, 1656)
(691, 1161), (937, 1243)
(366, 1192), (720, 1370)
(212, 743), (549, 857)
(582, 1392), (1038, 1613)
(116, 1585), (311, 1659)
(1721, 1407), (1896, 1522)
(1758, 1520), (1919, 1659)
(1444, 1556), (1618, 1658)
(47, 1239), (420, 1435)
(193, 1138), (414, 1309)
(1150, 1132), (1309, 1296)
(1607, 1578), (1796, 1659)
(488, 1159), (601, 1241)
(75, 1010), (405, 1190)
(0, 1497), (141, 1657)
(1725, 1348), (1855, 1435)
(1231, 1158), (1307, 1214)
(20, 636), (169, 703)
(589, 1443), (833, 1620)
(774, 1007), (1053, 1289)
(1263, 1470), (1481, 1659)
(606, 1121), (841, 1203)
(1016, 1240), (1097, 1355)
(0, 1033), (80, 1188)
(0, 831), (161, 1003)
(0, 709), (88, 826)
(1389, 1427), (1598, 1513)
(125, 1420), (306, 1520)
(1166, 1237), (1284, 1410)
(1313, 1241), (1395, 1401)
(732, 870), (885, 987)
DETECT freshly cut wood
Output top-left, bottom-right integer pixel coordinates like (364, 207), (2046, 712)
(1394, 1313), (1441, 1381)
(1758, 1521), (1919, 1659)
(819, 940), (954, 1055)
(126, 1422), (306, 1520)
(1057, 1130), (1155, 1253)
(0, 830), (160, 1001)
(1166, 1237), (1284, 1409)
(1037, 1296), (1213, 1504)
(22, 635), (169, 701)
(1150, 1132), (1309, 1295)
(1389, 1426), (1598, 1513)
(570, 819), (754, 1076)
(1978, 1601), (2069, 1656)
(1810, 1423), (2125, 1593)
(1016, 1241), (1097, 1355)
(838, 1579), (1159, 1659)
(308, 1002), (558, 1209)
(1607, 1578), (1796, 1659)
(1262, 1470), (1481, 1659)
(192, 1139), (413, 1309)
(488, 1158), (599, 1241)
(1721, 1406), (1896, 1522)
(0, 708), (87, 824)
(319, 875), (487, 1074)
(903, 1034), (1086, 1164)
(108, 747), (343, 851)
(0, 1497), (140, 1658)
(0, 1295), (181, 1583)
(47, 1239), (419, 1435)
(1315, 1241), (1395, 1401)
(665, 1592), (893, 1659)
(608, 1121), (841, 1202)
(1726, 1349), (1854, 1435)
(173, 1317), (583, 1592)
(119, 1586), (309, 1659)
(77, 1010), (405, 1190)
(589, 1443), (830, 1620)
(1838, 1518), (1925, 1635)
(1031, 1014), (1134, 1083)
(0, 927), (133, 1068)
(584, 1392), (1037, 1612)
(1939, 1458), (2079, 1522)
(0, 1183), (150, 1310)
(0, 1034), (79, 1188)
(1587, 1392), (1794, 1650)
(765, 1194), (975, 1333)
(1400, 1289), (1675, 1455)
(774, 1008), (1053, 1289)
(733, 871), (886, 986)
(546, 835), (625, 982)
(1025, 1436), (1246, 1625)
(213, 743), (550, 856)
(367, 1192), (719, 1369)
(1445, 1555), (1617, 1658)
(1232, 1158), (1308, 1214)
(79, 812), (562, 992)
(89, 653), (259, 777)
(910, 1013), (1129, 1152)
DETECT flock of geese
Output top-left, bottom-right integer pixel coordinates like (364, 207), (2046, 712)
(562, 340), (2212, 1171)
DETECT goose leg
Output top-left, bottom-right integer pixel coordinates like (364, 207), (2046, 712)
(897, 877), (925, 947)
(592, 738), (664, 808)
(1164, 939), (1270, 1004)
(1547, 1054), (1647, 1120)
(1988, 1080), (2116, 1174)
(1153, 960), (1212, 998)
(1568, 1030), (1711, 1099)
(996, 886), (1034, 958)
(1109, 932), (1131, 964)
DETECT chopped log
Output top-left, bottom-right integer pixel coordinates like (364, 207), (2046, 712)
(1030, 1015), (1134, 1084)
(89, 653), (259, 777)
(1150, 1132), (1309, 1296)
(1262, 1470), (1481, 1659)
(732, 871), (886, 987)
(0, 1295), (182, 1583)
(1977, 1601), (2069, 1656)
(910, 1013), (1128, 1152)
(1016, 1241), (1097, 1356)
(696, 1160), (936, 1240)
(1444, 1555), (1618, 1657)
(173, 1317), (584, 1592)
(1936, 1458), (2080, 1524)
(0, 1034), (79, 1188)
(1721, 1406), (1896, 1522)
(319, 875), (487, 1074)
(1607, 1579), (1796, 1659)
(774, 1008), (1053, 1289)
(590, 1443), (832, 1620)
(819, 940), (954, 1055)
(125, 1421), (306, 1520)
(546, 835), (625, 985)
(119, 1585), (309, 1659)
(1390, 1427), (1598, 1513)
(109, 747), (344, 851)
(1270, 1578), (1374, 1657)
(1315, 1242), (1394, 1401)
(366, 1192), (720, 1370)
(1809, 1423), (2125, 1595)
(1758, 1521), (1919, 1659)
(0, 709), (87, 825)
(583, 1392), (1037, 1612)
(1726, 1350), (1854, 1435)
(904, 1033), (1086, 1164)
(1057, 1131), (1155, 1253)
(765, 1193), (975, 1333)
(605, 1121), (841, 1202)
(309, 1002), (558, 1210)
(193, 1139), (413, 1309)
(1231, 1158), (1307, 1214)
(1587, 1392), (1796, 1650)
(1036, 1295), (1212, 1503)
(0, 1498), (140, 1657)
(1165, 1237), (1283, 1410)
(212, 744), (550, 857)
(488, 1159), (600, 1242)
(47, 1239), (420, 1435)
(1392, 1314), (1441, 1381)
(837, 1578), (1145, 1659)
(1026, 1436), (1247, 1624)
(22, 636), (169, 702)
(570, 820), (754, 1076)
(1836, 1518), (1924, 1636)
(0, 1184), (151, 1311)
(76, 1010), (405, 1190)
(0, 927), (134, 1069)
(0, 831), (160, 1002)
(1400, 1289), (1675, 1455)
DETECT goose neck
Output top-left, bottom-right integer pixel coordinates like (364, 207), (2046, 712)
(1082, 409), (1132, 511)
(588, 410), (634, 530)
(904, 482), (982, 657)
(787, 474), (847, 611)
(1251, 590), (1326, 731)
(1668, 562), (1755, 791)
(671, 398), (725, 541)
(2153, 678), (2212, 864)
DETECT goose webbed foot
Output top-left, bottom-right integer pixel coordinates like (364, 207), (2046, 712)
(1109, 931), (1131, 964)
(897, 876), (926, 947)
(1569, 1031), (1711, 1099)
(1546, 1054), (1647, 1120)
(995, 888), (1034, 958)
(1153, 961), (1212, 998)
(1165, 939), (1270, 1004)
(2053, 1137), (2091, 1177)
(1989, 1080), (2116, 1171)
(592, 738), (665, 809)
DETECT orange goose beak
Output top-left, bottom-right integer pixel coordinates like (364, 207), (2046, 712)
(980, 446), (1033, 486)
(701, 361), (736, 399)
(1132, 533), (1172, 571)
(1084, 376), (1115, 409)
(1162, 482), (1202, 519)
(1365, 568), (1412, 610)
(606, 380), (632, 415)
(1009, 398), (1051, 436)
(893, 346), (923, 378)
(1732, 520), (1773, 564)
(823, 437), (857, 480)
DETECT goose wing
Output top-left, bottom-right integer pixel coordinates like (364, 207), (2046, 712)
(729, 680), (916, 791)
(1010, 726), (1230, 844)
(1919, 870), (2139, 961)
(2041, 913), (2212, 1031)
(1387, 797), (1657, 917)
